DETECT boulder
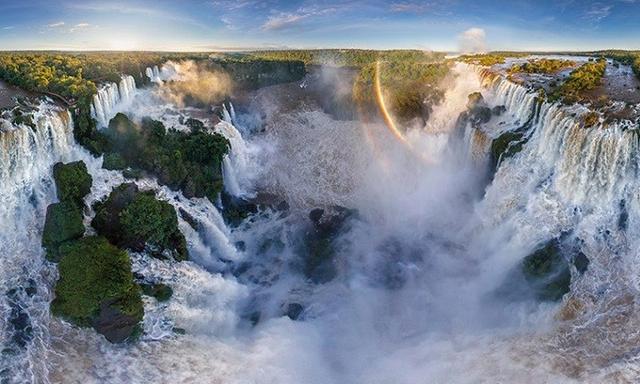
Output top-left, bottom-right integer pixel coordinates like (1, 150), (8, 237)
(141, 283), (173, 302)
(303, 206), (356, 283)
(284, 303), (304, 320)
(492, 105), (507, 116)
(220, 192), (258, 227)
(466, 92), (485, 109)
(522, 240), (571, 301)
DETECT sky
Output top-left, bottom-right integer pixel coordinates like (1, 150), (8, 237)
(0, 0), (639, 52)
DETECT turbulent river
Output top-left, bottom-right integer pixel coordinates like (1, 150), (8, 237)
(1, 62), (640, 383)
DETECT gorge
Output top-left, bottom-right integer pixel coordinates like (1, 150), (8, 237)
(1, 51), (640, 384)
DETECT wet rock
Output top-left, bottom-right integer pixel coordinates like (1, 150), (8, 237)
(522, 240), (571, 301)
(220, 192), (258, 227)
(6, 289), (33, 348)
(141, 283), (173, 302)
(179, 207), (199, 230)
(303, 206), (356, 283)
(573, 252), (589, 274)
(284, 303), (304, 320)
(492, 105), (507, 116)
(618, 200), (628, 231)
(490, 130), (526, 172)
(92, 299), (142, 343)
(466, 92), (485, 109)
(235, 241), (246, 252)
(276, 200), (290, 213)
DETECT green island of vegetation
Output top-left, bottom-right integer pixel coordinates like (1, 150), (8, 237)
(550, 58), (607, 104)
(103, 113), (229, 202)
(508, 58), (576, 74)
(42, 161), (190, 343)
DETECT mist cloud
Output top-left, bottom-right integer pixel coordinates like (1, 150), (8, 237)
(458, 27), (487, 53)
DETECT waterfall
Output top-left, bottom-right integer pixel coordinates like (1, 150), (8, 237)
(145, 65), (162, 84)
(0, 104), (75, 383)
(222, 103), (232, 124)
(91, 75), (137, 128)
(5, 60), (640, 383)
(215, 110), (258, 198)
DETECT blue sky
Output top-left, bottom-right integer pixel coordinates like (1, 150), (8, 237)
(0, 0), (639, 51)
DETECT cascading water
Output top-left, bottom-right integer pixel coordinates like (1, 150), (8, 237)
(91, 75), (137, 128)
(3, 59), (640, 383)
(145, 66), (162, 84)
(0, 104), (75, 383)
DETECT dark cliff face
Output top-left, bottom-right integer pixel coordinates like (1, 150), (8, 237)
(209, 59), (306, 90)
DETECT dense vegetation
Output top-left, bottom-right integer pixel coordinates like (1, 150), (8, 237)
(92, 183), (188, 261)
(508, 59), (576, 74)
(51, 236), (143, 341)
(42, 161), (92, 261)
(103, 113), (229, 201)
(353, 60), (449, 123)
(460, 52), (529, 66)
(43, 161), (144, 343)
(550, 58), (607, 103)
(242, 49), (446, 67)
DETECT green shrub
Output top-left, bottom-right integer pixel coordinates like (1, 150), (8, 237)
(102, 153), (126, 170)
(41, 202), (85, 262)
(53, 161), (92, 205)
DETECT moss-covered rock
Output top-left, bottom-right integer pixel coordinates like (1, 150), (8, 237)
(141, 283), (173, 302)
(53, 161), (92, 205)
(221, 192), (258, 227)
(92, 183), (188, 260)
(50, 236), (143, 343)
(522, 240), (571, 301)
(41, 202), (85, 262)
(490, 130), (526, 171)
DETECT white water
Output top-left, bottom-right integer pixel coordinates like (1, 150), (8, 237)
(91, 75), (137, 128)
(2, 61), (640, 383)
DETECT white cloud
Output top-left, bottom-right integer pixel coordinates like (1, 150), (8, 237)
(458, 27), (486, 53)
(390, 2), (430, 13)
(2, 26), (14, 30)
(70, 23), (90, 32)
(48, 21), (65, 27)
(584, 4), (612, 22)
(262, 7), (335, 31)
